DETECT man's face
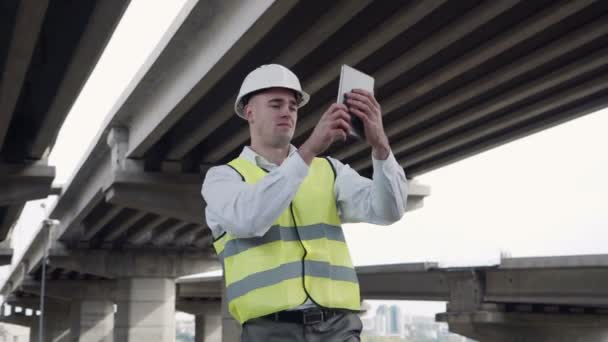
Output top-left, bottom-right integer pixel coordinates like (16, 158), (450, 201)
(244, 88), (298, 148)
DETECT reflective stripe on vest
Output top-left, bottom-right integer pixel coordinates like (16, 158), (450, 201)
(213, 157), (360, 323)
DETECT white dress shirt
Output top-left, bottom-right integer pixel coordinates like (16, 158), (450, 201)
(201, 145), (408, 239)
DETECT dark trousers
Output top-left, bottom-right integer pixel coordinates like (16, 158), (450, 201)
(241, 312), (363, 342)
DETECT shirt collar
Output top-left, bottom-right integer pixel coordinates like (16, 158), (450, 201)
(240, 145), (298, 170)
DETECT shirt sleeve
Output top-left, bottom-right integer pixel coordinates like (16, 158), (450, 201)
(201, 153), (309, 238)
(329, 152), (408, 225)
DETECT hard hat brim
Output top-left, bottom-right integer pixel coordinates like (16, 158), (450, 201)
(234, 87), (310, 119)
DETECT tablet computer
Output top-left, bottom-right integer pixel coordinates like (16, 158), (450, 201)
(337, 65), (375, 140)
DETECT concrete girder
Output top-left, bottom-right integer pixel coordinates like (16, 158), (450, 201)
(0, 163), (56, 206)
(0, 0), (49, 149)
(405, 94), (608, 177)
(357, 262), (450, 301)
(125, 216), (168, 246)
(201, 0), (448, 164)
(47, 250), (220, 279)
(0, 162), (56, 244)
(104, 170), (205, 225)
(400, 72), (608, 170)
(82, 205), (123, 241)
(177, 277), (222, 300)
(336, 0), (608, 165)
(353, 44), (608, 171)
(19, 279), (114, 302)
(122, 0), (298, 159)
(485, 254), (608, 307)
(0, 205), (22, 246)
(0, 222), (65, 298)
(438, 310), (608, 342)
(101, 210), (147, 244)
(206, 0), (520, 164)
(176, 299), (221, 316)
(176, 262), (452, 302)
(151, 221), (192, 246)
(52, 152), (111, 241)
(0, 311), (37, 327)
(27, 0), (131, 159)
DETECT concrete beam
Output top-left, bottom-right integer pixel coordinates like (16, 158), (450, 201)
(0, 222), (58, 297)
(202, 0), (446, 164)
(0, 163), (56, 206)
(338, 0), (607, 167)
(485, 255), (608, 306)
(0, 0), (49, 149)
(354, 45), (608, 171)
(177, 277), (222, 300)
(19, 279), (115, 302)
(0, 311), (37, 327)
(51, 151), (111, 241)
(0, 239), (13, 265)
(357, 262), (450, 301)
(47, 250), (220, 278)
(176, 262), (451, 302)
(400, 71), (608, 170)
(123, 0), (298, 158)
(104, 170), (205, 224)
(27, 0), (131, 159)
(176, 299), (221, 316)
(439, 310), (608, 342)
(406, 92), (608, 177)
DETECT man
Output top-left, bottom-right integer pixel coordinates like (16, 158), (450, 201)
(202, 64), (407, 341)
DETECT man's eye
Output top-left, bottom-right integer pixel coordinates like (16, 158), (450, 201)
(271, 105), (280, 109)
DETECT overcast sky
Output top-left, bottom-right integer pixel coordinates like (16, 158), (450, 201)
(3, 0), (607, 318)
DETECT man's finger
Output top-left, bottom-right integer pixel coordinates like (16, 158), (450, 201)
(347, 98), (374, 117)
(350, 107), (372, 126)
(331, 128), (348, 142)
(331, 118), (351, 133)
(331, 109), (351, 122)
(350, 90), (380, 111)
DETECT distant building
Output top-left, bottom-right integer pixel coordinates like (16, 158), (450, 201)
(387, 305), (402, 336)
(374, 305), (389, 335)
(0, 323), (28, 342)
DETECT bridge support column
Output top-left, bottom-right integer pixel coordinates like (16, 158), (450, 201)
(41, 300), (70, 342)
(70, 299), (114, 342)
(221, 283), (240, 342)
(176, 299), (221, 342)
(114, 277), (175, 342)
(194, 313), (221, 342)
(29, 318), (39, 342)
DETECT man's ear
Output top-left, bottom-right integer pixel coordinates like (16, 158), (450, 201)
(244, 104), (255, 123)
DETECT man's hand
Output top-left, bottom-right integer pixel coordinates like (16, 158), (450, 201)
(345, 89), (390, 159)
(299, 103), (351, 165)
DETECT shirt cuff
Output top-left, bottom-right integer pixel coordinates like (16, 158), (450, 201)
(372, 151), (402, 175)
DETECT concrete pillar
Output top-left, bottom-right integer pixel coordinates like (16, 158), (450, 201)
(41, 301), (70, 342)
(29, 318), (39, 342)
(220, 283), (240, 342)
(194, 314), (221, 342)
(114, 278), (175, 342)
(69, 299), (114, 342)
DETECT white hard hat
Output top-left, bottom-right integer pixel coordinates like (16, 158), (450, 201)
(234, 64), (310, 118)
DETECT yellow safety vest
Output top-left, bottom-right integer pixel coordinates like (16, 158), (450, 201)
(213, 157), (360, 324)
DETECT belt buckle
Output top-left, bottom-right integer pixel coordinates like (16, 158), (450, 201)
(302, 309), (324, 325)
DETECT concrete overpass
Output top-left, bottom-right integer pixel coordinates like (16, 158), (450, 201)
(1, 0), (608, 341)
(0, 0), (130, 263)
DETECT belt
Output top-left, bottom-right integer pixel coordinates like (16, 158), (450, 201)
(261, 308), (342, 325)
